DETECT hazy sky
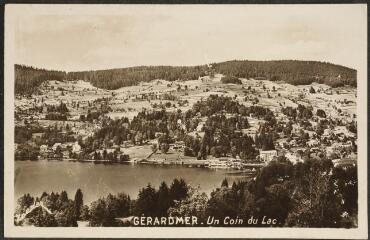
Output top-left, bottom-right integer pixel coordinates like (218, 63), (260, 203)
(12, 4), (366, 72)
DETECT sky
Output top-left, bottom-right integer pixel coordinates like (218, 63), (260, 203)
(11, 4), (367, 72)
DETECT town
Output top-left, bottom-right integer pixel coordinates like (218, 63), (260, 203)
(14, 65), (357, 175)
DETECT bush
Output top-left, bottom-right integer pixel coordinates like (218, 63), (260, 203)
(221, 76), (242, 84)
(316, 109), (326, 118)
(309, 86), (316, 93)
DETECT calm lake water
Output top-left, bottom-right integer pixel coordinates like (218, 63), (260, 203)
(15, 161), (248, 204)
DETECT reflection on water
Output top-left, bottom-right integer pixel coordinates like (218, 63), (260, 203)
(15, 161), (249, 204)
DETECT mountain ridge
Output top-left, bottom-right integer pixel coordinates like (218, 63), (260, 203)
(15, 60), (357, 95)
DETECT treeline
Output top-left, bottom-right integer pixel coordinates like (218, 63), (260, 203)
(191, 95), (275, 120)
(220, 76), (242, 84)
(15, 60), (356, 94)
(281, 104), (313, 120)
(16, 159), (358, 228)
(183, 128), (259, 160)
(66, 66), (207, 89)
(212, 60), (357, 87)
(15, 178), (189, 227)
(15, 65), (66, 95)
(206, 157), (357, 228)
(15, 189), (84, 227)
(88, 178), (189, 226)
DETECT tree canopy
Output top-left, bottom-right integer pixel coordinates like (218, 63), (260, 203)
(15, 60), (356, 95)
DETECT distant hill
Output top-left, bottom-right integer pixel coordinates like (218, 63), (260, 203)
(14, 60), (356, 94)
(212, 60), (357, 87)
(66, 65), (207, 90)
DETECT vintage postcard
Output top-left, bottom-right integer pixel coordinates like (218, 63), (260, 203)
(4, 4), (368, 239)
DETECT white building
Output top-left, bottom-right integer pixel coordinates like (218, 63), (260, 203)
(40, 145), (48, 153)
(284, 152), (303, 164)
(72, 142), (81, 153)
(196, 122), (205, 132)
(259, 150), (278, 162)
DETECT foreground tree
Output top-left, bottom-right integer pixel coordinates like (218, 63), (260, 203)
(135, 184), (158, 217)
(16, 194), (34, 215)
(160, 143), (170, 154)
(74, 189), (83, 220)
(285, 160), (342, 227)
(168, 186), (208, 223)
(55, 203), (78, 227)
(169, 179), (189, 204)
(89, 199), (116, 227)
(156, 182), (171, 217)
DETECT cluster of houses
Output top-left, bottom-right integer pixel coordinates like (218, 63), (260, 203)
(39, 142), (81, 160)
(15, 78), (357, 170)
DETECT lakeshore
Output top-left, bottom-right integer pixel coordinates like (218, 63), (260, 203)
(15, 160), (253, 205)
(30, 156), (266, 170)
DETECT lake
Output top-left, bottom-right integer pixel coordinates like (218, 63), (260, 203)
(15, 161), (249, 204)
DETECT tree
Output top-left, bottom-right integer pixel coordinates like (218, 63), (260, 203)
(55, 145), (63, 155)
(285, 160), (342, 227)
(184, 146), (194, 157)
(119, 154), (130, 162)
(206, 187), (239, 220)
(332, 166), (358, 215)
(57, 191), (69, 209)
(103, 150), (108, 159)
(221, 178), (229, 188)
(16, 194), (34, 214)
(27, 207), (58, 227)
(347, 121), (357, 134)
(89, 199), (115, 227)
(221, 76), (242, 84)
(80, 205), (90, 221)
(316, 109), (326, 118)
(160, 143), (170, 154)
(135, 131), (143, 145)
(309, 86), (316, 94)
(104, 194), (121, 220)
(135, 184), (158, 217)
(74, 189), (83, 220)
(55, 203), (78, 227)
(168, 186), (208, 223)
(116, 193), (131, 217)
(169, 179), (189, 205)
(156, 182), (170, 216)
(256, 183), (291, 226)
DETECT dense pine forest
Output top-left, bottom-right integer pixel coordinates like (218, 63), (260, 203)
(15, 60), (356, 94)
(15, 65), (66, 95)
(67, 66), (208, 89)
(213, 60), (357, 87)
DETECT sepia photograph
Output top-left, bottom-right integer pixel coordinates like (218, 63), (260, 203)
(4, 3), (368, 239)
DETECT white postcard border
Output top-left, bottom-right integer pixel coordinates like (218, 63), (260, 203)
(4, 4), (368, 239)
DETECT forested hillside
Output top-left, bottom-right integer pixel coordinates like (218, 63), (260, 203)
(15, 60), (357, 94)
(213, 60), (357, 87)
(15, 65), (66, 95)
(66, 65), (207, 89)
